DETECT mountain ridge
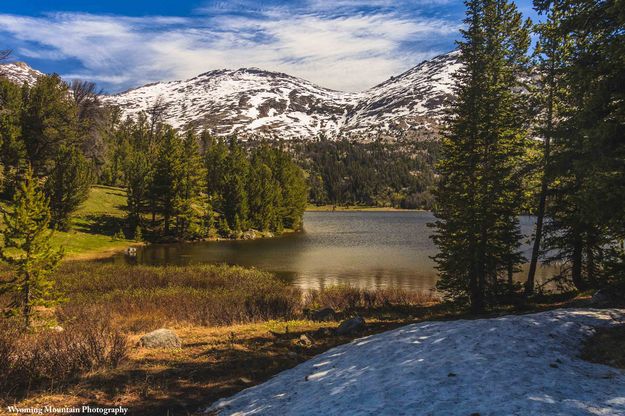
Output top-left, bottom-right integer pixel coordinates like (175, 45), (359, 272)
(1, 51), (462, 141)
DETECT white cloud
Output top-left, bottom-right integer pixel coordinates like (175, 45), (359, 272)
(0, 7), (459, 93)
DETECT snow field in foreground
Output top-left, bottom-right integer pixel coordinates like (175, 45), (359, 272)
(208, 309), (625, 416)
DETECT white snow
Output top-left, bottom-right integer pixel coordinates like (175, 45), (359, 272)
(101, 51), (462, 141)
(0, 61), (44, 86)
(3, 51), (463, 141)
(207, 309), (625, 416)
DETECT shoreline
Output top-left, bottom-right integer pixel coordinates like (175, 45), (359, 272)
(62, 228), (300, 262)
(306, 205), (426, 212)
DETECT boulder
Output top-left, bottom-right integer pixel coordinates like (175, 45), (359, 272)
(139, 328), (181, 348)
(49, 325), (64, 333)
(242, 230), (259, 240)
(592, 289), (613, 307)
(592, 287), (625, 307)
(310, 307), (336, 322)
(336, 316), (366, 336)
(296, 334), (313, 347)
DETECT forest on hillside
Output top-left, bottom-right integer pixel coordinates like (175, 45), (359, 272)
(0, 74), (307, 242)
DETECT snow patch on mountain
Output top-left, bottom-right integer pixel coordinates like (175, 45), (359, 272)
(104, 51), (462, 141)
(0, 52), (463, 141)
(0, 61), (44, 86)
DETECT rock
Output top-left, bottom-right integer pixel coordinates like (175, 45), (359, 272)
(242, 230), (258, 240)
(310, 307), (336, 322)
(336, 316), (366, 336)
(296, 334), (313, 347)
(49, 325), (64, 333)
(592, 287), (625, 307)
(139, 328), (181, 348)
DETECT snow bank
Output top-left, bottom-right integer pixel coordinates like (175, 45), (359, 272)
(207, 309), (625, 416)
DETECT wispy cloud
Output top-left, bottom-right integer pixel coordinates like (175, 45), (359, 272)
(0, 1), (462, 93)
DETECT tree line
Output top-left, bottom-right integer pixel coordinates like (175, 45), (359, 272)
(433, 0), (625, 312)
(116, 119), (308, 240)
(291, 138), (440, 209)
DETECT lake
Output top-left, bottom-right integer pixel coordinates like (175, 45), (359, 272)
(115, 211), (554, 291)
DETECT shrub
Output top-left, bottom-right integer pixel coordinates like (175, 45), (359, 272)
(0, 312), (128, 399)
(56, 263), (302, 330)
(303, 285), (437, 312)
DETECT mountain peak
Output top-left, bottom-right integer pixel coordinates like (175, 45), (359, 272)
(0, 61), (44, 86)
(104, 51), (461, 141)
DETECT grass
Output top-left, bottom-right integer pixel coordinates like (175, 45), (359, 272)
(0, 260), (595, 415)
(49, 185), (137, 259)
(0, 261), (443, 414)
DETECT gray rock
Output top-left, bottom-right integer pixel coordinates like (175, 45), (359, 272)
(336, 316), (366, 336)
(297, 334), (313, 347)
(139, 328), (181, 348)
(592, 289), (613, 307)
(242, 230), (258, 240)
(310, 307), (336, 322)
(592, 287), (625, 307)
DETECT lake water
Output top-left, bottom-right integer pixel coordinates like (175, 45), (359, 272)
(115, 211), (554, 291)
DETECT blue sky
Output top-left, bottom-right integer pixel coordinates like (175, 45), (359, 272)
(0, 1), (537, 93)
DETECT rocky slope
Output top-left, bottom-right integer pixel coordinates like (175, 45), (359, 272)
(105, 50), (462, 141)
(1, 51), (462, 141)
(0, 61), (44, 86)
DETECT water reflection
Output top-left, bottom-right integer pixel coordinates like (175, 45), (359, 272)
(113, 211), (555, 291)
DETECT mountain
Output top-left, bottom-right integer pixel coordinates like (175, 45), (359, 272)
(0, 61), (44, 86)
(105, 50), (462, 141)
(0, 51), (462, 141)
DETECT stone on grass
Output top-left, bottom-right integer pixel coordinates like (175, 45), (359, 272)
(592, 287), (625, 307)
(336, 316), (366, 336)
(139, 328), (181, 348)
(310, 307), (336, 322)
(296, 334), (313, 347)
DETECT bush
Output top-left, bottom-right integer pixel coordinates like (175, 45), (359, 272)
(0, 312), (128, 398)
(56, 263), (302, 330)
(303, 285), (437, 312)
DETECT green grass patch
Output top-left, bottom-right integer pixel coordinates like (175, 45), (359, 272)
(47, 185), (133, 258)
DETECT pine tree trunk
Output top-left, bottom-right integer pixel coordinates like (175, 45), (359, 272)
(527, 57), (555, 296)
(571, 236), (585, 290)
(22, 272), (31, 329)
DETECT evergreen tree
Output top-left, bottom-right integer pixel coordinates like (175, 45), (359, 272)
(525, 0), (572, 294)
(0, 78), (25, 197)
(273, 149), (307, 230)
(0, 166), (63, 329)
(222, 137), (249, 232)
(149, 128), (184, 235)
(541, 0), (625, 289)
(432, 0), (531, 311)
(248, 155), (280, 231)
(20, 75), (79, 175)
(204, 134), (229, 214)
(177, 130), (208, 238)
(123, 147), (152, 231)
(45, 145), (92, 231)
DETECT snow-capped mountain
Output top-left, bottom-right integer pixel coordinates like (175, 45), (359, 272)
(0, 51), (462, 141)
(0, 61), (44, 86)
(106, 50), (462, 141)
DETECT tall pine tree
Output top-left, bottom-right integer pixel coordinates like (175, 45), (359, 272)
(432, 0), (531, 312)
